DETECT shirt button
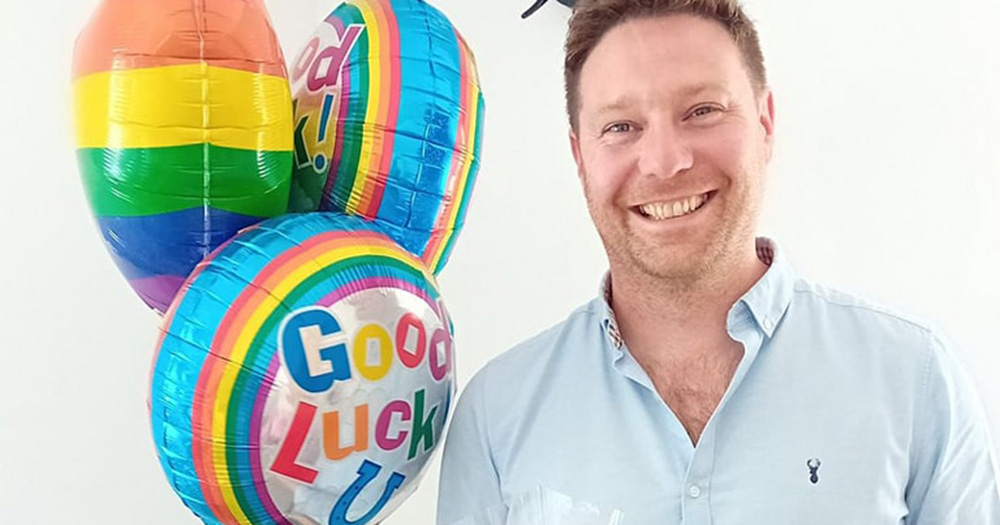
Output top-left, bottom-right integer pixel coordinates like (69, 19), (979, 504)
(687, 484), (702, 499)
(763, 318), (774, 330)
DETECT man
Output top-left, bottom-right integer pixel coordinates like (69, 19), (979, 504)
(437, 0), (1000, 523)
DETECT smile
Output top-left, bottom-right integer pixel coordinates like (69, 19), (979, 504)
(635, 191), (713, 220)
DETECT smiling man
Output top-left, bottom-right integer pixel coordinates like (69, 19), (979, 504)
(437, 1), (1000, 524)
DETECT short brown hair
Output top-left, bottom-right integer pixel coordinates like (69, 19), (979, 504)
(564, 0), (767, 131)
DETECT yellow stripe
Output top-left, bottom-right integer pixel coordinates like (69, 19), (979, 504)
(346, 0), (382, 213)
(210, 244), (420, 521)
(430, 75), (481, 271)
(73, 64), (293, 151)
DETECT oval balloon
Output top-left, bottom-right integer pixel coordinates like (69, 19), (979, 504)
(288, 0), (486, 275)
(149, 212), (455, 525)
(72, 0), (294, 314)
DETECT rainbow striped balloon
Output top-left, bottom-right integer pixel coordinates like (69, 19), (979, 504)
(72, 0), (294, 314)
(288, 0), (485, 275)
(150, 213), (455, 525)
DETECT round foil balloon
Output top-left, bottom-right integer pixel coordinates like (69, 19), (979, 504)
(150, 213), (455, 525)
(72, 0), (294, 314)
(288, 0), (485, 275)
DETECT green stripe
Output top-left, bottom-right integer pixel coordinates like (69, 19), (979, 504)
(436, 93), (486, 273)
(226, 254), (435, 520)
(331, 4), (369, 212)
(77, 145), (292, 217)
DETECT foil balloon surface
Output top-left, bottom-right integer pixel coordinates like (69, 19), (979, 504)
(288, 0), (485, 275)
(72, 0), (295, 314)
(150, 213), (455, 525)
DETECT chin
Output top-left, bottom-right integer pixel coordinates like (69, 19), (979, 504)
(627, 243), (712, 281)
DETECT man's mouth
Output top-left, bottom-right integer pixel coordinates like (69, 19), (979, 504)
(635, 191), (714, 220)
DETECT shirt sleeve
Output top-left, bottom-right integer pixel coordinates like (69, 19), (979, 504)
(436, 367), (505, 525)
(905, 330), (1000, 523)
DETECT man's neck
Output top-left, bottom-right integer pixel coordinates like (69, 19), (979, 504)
(609, 242), (769, 363)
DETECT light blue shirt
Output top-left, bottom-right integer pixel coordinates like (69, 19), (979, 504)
(437, 239), (1000, 525)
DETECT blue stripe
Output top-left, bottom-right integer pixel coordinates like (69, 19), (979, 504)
(97, 208), (264, 279)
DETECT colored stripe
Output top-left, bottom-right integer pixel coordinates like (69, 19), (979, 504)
(329, 5), (369, 210)
(345, 0), (387, 215)
(425, 34), (483, 272)
(72, 0), (286, 79)
(73, 64), (293, 151)
(129, 275), (187, 313)
(247, 357), (286, 523)
(78, 146), (292, 217)
(354, 0), (401, 217)
(193, 233), (431, 523)
(97, 208), (264, 278)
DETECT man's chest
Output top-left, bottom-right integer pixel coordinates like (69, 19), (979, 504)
(493, 357), (914, 525)
(641, 351), (743, 444)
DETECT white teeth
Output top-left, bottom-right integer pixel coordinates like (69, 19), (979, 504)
(639, 192), (709, 220)
(687, 194), (701, 211)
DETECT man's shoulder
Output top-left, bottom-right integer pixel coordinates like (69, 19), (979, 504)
(789, 275), (947, 355)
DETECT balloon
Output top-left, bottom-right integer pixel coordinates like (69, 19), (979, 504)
(150, 213), (455, 525)
(288, 0), (486, 275)
(72, 0), (294, 314)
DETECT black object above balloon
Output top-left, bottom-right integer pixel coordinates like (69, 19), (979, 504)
(521, 0), (575, 19)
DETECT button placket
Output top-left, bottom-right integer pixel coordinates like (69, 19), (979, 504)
(681, 409), (721, 525)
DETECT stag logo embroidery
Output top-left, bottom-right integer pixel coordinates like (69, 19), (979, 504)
(807, 458), (822, 485)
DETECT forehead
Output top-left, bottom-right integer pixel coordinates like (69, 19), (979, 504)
(578, 14), (750, 108)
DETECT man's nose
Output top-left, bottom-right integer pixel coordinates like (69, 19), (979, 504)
(637, 124), (693, 179)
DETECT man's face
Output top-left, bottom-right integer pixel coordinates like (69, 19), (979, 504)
(570, 14), (775, 283)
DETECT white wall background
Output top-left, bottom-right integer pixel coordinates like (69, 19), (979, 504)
(1, 0), (997, 523)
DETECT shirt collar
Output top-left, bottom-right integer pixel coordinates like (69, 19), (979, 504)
(599, 237), (796, 350)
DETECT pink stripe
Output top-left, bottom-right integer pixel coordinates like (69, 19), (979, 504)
(249, 358), (292, 524)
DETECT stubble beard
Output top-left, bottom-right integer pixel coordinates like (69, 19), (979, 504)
(584, 165), (765, 295)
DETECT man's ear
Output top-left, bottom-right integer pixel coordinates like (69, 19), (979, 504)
(759, 89), (776, 162)
(569, 128), (585, 181)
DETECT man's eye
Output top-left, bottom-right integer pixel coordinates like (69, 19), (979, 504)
(605, 122), (633, 134)
(690, 106), (719, 118)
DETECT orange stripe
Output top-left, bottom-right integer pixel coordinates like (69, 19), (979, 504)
(73, 0), (286, 79)
(193, 362), (240, 524)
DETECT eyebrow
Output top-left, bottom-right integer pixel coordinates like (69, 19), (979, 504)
(592, 83), (731, 117)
